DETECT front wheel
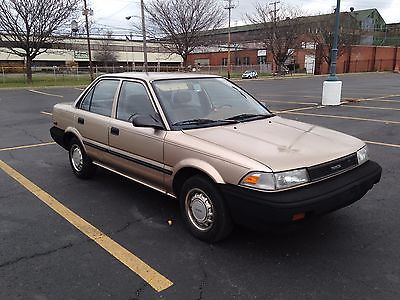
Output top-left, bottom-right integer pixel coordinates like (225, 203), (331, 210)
(68, 137), (96, 179)
(179, 175), (233, 242)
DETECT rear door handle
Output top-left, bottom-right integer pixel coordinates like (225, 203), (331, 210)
(78, 117), (84, 124)
(110, 127), (119, 136)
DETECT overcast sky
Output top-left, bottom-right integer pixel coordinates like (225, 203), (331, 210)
(89, 0), (400, 36)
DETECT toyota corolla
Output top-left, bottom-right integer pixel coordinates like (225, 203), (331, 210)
(50, 73), (382, 242)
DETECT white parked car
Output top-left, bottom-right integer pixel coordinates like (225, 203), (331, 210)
(241, 70), (258, 79)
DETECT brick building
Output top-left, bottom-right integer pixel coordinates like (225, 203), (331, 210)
(188, 8), (400, 75)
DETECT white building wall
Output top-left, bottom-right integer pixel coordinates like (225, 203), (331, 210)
(0, 37), (182, 65)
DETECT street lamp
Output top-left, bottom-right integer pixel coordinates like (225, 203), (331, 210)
(126, 0), (148, 72)
(322, 0), (342, 105)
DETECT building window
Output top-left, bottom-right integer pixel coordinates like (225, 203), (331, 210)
(243, 57), (250, 65)
(258, 56), (266, 64)
(235, 57), (241, 65)
(222, 58), (228, 66)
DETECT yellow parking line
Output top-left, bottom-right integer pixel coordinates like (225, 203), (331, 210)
(365, 140), (400, 149)
(370, 94), (400, 100)
(303, 96), (320, 99)
(276, 106), (320, 113)
(0, 160), (173, 292)
(29, 89), (64, 98)
(263, 99), (319, 105)
(363, 99), (400, 103)
(281, 111), (400, 124)
(40, 111), (53, 116)
(0, 142), (56, 152)
(343, 105), (400, 111)
(354, 94), (400, 102)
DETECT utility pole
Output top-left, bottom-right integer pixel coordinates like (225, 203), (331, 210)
(141, 0), (148, 72)
(83, 0), (94, 81)
(269, 1), (280, 73)
(269, 0), (280, 23)
(224, 0), (236, 79)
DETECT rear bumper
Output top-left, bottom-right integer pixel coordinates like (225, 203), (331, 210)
(220, 160), (382, 228)
(50, 126), (66, 149)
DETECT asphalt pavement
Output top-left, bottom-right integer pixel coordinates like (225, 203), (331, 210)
(0, 73), (399, 299)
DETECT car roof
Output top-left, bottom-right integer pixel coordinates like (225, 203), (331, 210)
(98, 72), (222, 81)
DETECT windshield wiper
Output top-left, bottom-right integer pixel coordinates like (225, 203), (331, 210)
(225, 113), (272, 122)
(172, 118), (238, 127)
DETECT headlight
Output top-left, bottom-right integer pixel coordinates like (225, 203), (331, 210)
(240, 169), (309, 191)
(274, 169), (309, 189)
(357, 145), (369, 165)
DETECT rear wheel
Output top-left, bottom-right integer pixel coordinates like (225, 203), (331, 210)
(179, 175), (233, 242)
(68, 137), (96, 179)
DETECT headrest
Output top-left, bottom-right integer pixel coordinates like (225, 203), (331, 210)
(173, 90), (192, 106)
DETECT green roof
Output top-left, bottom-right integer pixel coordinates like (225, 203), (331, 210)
(350, 8), (385, 23)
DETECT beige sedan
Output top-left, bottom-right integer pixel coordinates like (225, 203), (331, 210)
(50, 73), (381, 242)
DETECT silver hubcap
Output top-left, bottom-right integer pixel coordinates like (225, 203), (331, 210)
(185, 188), (214, 232)
(71, 144), (83, 172)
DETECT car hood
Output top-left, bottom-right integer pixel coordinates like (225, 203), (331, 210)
(183, 116), (364, 172)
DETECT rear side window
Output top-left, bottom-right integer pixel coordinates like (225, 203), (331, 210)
(81, 80), (119, 117)
(80, 89), (93, 111)
(117, 81), (155, 121)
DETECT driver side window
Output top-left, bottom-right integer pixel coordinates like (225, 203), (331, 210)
(117, 81), (156, 122)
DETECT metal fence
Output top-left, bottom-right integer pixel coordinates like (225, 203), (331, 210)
(1, 59), (397, 84)
(0, 64), (275, 84)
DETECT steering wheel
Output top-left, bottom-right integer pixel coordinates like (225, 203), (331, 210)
(214, 104), (232, 110)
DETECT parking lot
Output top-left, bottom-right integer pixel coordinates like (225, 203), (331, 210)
(0, 72), (399, 299)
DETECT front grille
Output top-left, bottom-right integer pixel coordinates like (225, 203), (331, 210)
(307, 153), (358, 182)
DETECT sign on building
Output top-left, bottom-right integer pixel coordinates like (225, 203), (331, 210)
(74, 51), (89, 59)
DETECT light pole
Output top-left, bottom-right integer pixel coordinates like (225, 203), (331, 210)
(327, 0), (341, 81)
(126, 0), (148, 72)
(140, 0), (148, 72)
(322, 0), (342, 106)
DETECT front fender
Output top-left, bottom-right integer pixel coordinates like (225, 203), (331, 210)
(173, 158), (225, 184)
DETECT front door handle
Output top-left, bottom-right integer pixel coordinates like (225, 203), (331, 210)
(110, 127), (119, 136)
(78, 117), (84, 124)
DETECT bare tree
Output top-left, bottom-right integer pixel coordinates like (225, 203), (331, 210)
(309, 12), (360, 71)
(94, 31), (118, 67)
(248, 3), (304, 73)
(0, 0), (78, 83)
(145, 0), (225, 67)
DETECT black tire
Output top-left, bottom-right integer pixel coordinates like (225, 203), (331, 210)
(68, 137), (96, 179)
(179, 175), (233, 242)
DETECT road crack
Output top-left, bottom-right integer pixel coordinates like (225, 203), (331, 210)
(0, 243), (73, 268)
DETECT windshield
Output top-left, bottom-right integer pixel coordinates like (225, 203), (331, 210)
(152, 78), (272, 129)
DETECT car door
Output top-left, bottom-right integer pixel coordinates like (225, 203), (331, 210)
(75, 79), (120, 162)
(107, 80), (168, 191)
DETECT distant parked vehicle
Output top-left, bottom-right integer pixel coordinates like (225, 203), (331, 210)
(241, 70), (258, 79)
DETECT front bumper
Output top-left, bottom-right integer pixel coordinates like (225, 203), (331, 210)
(220, 160), (382, 228)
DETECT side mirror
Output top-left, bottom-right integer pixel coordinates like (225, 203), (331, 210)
(131, 114), (164, 130)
